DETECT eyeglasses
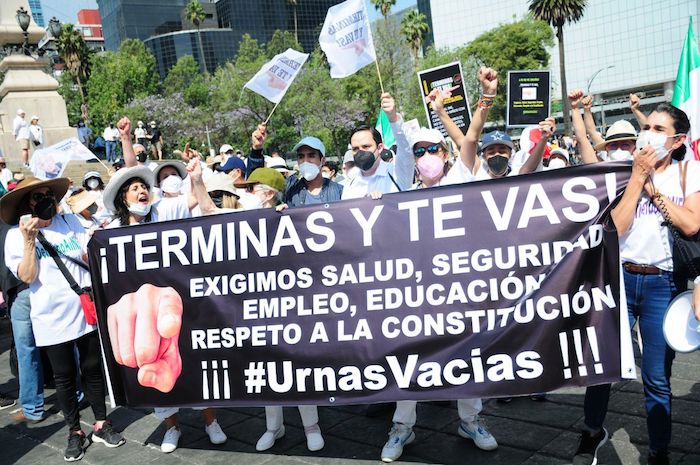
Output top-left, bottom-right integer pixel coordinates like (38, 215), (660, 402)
(413, 144), (441, 157)
(31, 190), (55, 203)
(245, 184), (257, 193)
(606, 141), (634, 151)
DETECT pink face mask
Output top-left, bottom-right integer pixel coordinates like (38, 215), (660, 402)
(416, 154), (445, 186)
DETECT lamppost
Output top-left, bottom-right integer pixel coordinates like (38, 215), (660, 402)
(586, 65), (615, 132)
(15, 6), (30, 55)
(4, 7), (61, 57)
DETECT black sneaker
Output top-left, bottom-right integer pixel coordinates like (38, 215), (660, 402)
(647, 450), (670, 465)
(573, 428), (608, 465)
(0, 396), (16, 410)
(64, 431), (87, 462)
(92, 422), (125, 448)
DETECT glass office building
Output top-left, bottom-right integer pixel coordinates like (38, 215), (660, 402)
(145, 28), (238, 78)
(28, 0), (45, 27)
(97, 0), (187, 50)
(216, 0), (341, 53)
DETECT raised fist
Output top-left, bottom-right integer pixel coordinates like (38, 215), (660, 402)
(117, 117), (131, 136)
(539, 117), (556, 137)
(629, 93), (641, 110)
(107, 284), (183, 393)
(582, 95), (593, 110)
(252, 123), (267, 150)
(568, 89), (584, 108)
(478, 67), (498, 95)
(380, 92), (397, 122)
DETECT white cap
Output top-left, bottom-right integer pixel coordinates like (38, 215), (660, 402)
(409, 127), (445, 148)
(17, 108), (24, 115)
(343, 149), (354, 164)
(219, 144), (233, 154)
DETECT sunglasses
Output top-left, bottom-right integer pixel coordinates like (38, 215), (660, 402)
(31, 190), (55, 203)
(413, 144), (441, 157)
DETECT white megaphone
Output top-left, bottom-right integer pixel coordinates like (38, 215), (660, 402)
(663, 291), (700, 353)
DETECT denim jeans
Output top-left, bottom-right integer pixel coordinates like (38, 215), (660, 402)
(583, 269), (677, 453)
(105, 140), (117, 162)
(9, 288), (44, 420)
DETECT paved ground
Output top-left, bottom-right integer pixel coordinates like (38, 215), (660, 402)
(0, 317), (698, 465)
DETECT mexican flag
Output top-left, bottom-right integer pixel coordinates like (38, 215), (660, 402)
(672, 18), (700, 160)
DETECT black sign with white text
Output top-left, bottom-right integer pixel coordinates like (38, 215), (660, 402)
(507, 70), (551, 127)
(418, 61), (471, 138)
(89, 163), (634, 408)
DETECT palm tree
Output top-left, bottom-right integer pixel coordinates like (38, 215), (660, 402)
(400, 9), (430, 62)
(288, 0), (298, 44)
(55, 23), (93, 123)
(185, 0), (207, 73)
(371, 0), (397, 24)
(528, 0), (587, 135)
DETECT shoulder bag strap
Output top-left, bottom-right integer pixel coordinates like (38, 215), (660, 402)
(387, 172), (403, 193)
(36, 232), (83, 296)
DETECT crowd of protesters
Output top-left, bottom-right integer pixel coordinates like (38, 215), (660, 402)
(0, 66), (698, 465)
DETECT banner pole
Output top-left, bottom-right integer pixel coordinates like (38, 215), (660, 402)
(264, 102), (281, 125)
(374, 60), (385, 94)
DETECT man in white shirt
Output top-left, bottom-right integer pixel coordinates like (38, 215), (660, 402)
(0, 156), (12, 192)
(12, 109), (30, 167)
(103, 122), (120, 163)
(341, 93), (414, 199)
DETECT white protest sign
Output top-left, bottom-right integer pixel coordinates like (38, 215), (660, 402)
(30, 137), (97, 180)
(319, 0), (376, 78)
(244, 48), (309, 104)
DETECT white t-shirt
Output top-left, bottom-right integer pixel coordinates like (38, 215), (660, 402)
(13, 116), (29, 140)
(442, 158), (477, 185)
(5, 214), (94, 347)
(106, 195), (191, 228)
(342, 160), (402, 199)
(621, 160), (700, 271)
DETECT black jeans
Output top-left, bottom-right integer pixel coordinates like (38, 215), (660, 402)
(44, 331), (106, 431)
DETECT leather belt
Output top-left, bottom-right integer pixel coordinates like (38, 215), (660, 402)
(622, 262), (662, 275)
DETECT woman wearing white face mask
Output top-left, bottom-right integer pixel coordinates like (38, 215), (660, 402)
(545, 148), (570, 170)
(569, 89), (638, 164)
(573, 103), (700, 465)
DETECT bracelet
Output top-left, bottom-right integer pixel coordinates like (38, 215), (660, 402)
(478, 96), (494, 109)
(482, 92), (497, 98)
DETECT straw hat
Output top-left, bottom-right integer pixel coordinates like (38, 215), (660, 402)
(0, 175), (70, 224)
(594, 120), (638, 151)
(102, 166), (155, 213)
(66, 190), (100, 214)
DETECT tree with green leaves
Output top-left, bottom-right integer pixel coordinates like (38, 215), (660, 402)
(371, 0), (397, 23)
(185, 0), (207, 73)
(529, 0), (587, 134)
(55, 23), (93, 122)
(86, 39), (159, 130)
(400, 9), (430, 62)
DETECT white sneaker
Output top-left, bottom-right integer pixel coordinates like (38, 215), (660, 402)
(304, 423), (324, 451)
(161, 426), (181, 453)
(255, 426), (285, 451)
(381, 423), (415, 462)
(205, 419), (227, 445)
(458, 417), (498, 451)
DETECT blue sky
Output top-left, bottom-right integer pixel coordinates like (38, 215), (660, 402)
(39, 0), (417, 25)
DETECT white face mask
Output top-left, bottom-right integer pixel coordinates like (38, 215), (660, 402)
(127, 202), (151, 217)
(636, 131), (674, 161)
(346, 166), (361, 180)
(321, 171), (331, 179)
(608, 149), (633, 161)
(298, 162), (320, 182)
(547, 158), (567, 169)
(87, 178), (100, 189)
(238, 192), (263, 210)
(160, 175), (183, 194)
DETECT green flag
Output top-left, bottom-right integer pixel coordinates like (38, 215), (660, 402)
(375, 110), (396, 148)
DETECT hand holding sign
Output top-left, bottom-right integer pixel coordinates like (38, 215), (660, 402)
(107, 284), (183, 393)
(425, 86), (459, 113)
(252, 123), (267, 150)
(380, 92), (398, 123)
(479, 67), (498, 96)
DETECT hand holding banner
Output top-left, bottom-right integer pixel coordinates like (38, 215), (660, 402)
(244, 48), (310, 104)
(319, 0), (377, 79)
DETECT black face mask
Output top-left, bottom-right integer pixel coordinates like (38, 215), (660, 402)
(486, 155), (510, 177)
(33, 198), (57, 221)
(354, 150), (376, 171)
(210, 192), (224, 208)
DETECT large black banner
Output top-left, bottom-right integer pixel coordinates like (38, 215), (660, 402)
(89, 163), (635, 408)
